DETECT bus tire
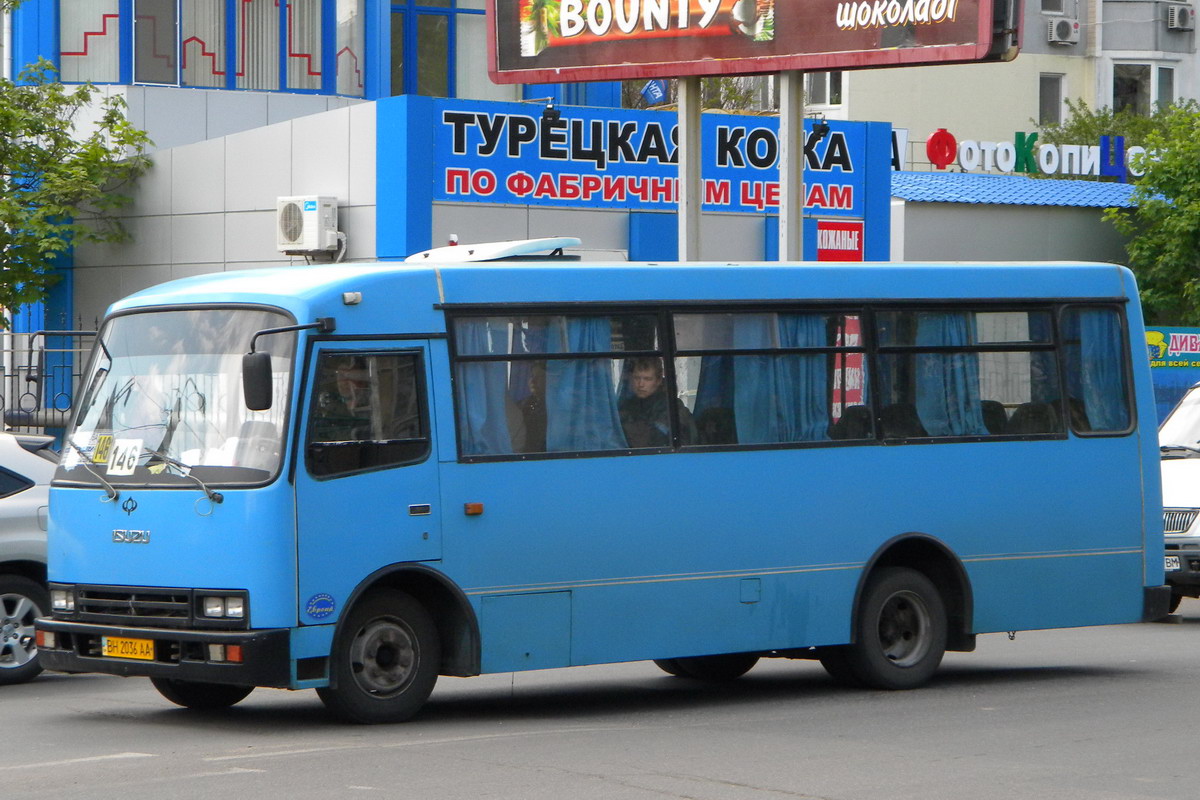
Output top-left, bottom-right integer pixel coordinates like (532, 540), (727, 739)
(653, 658), (687, 677)
(838, 566), (947, 690)
(672, 653), (759, 681)
(150, 678), (254, 709)
(0, 575), (48, 686)
(317, 589), (440, 724)
(816, 647), (861, 687)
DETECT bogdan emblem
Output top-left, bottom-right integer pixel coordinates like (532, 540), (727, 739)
(305, 593), (336, 620)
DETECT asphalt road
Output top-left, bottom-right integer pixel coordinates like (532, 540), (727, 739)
(7, 602), (1200, 800)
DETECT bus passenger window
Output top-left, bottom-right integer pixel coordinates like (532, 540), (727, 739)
(306, 352), (429, 477)
(1061, 306), (1131, 433)
(452, 314), (662, 457)
(674, 311), (867, 446)
(876, 309), (1062, 439)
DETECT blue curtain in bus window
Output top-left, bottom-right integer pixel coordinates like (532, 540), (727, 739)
(1064, 308), (1129, 431)
(915, 312), (988, 436)
(732, 314), (829, 444)
(455, 320), (513, 456)
(507, 321), (548, 407)
(1028, 311), (1057, 403)
(545, 318), (627, 451)
(694, 356), (734, 416)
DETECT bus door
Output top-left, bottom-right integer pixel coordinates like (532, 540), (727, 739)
(294, 343), (441, 625)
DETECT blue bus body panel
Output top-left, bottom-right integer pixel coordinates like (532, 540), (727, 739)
(48, 482), (300, 629)
(435, 435), (1147, 671)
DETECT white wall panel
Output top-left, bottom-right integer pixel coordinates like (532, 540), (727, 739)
(225, 210), (284, 265)
(291, 107), (351, 200)
(170, 213), (225, 265)
(170, 138), (225, 214)
(225, 123), (293, 211)
(347, 103), (377, 207)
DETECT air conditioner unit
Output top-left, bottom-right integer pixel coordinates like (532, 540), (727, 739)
(1047, 17), (1080, 44)
(276, 196), (339, 253)
(1168, 4), (1196, 30)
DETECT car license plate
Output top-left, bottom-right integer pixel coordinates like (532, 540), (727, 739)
(101, 636), (155, 660)
(1166, 555), (1182, 571)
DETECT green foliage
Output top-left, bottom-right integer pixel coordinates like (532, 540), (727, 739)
(1039, 100), (1200, 323)
(1036, 98), (1188, 149)
(0, 60), (150, 326)
(1103, 104), (1200, 324)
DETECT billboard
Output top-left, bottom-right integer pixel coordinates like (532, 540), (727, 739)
(489, 0), (1019, 84)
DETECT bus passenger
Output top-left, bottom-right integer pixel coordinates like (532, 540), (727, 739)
(619, 357), (696, 448)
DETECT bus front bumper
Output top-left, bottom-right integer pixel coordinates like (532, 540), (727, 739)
(35, 618), (293, 688)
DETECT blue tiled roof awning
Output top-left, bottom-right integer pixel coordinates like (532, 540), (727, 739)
(891, 171), (1137, 208)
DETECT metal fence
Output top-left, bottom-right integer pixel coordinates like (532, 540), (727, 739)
(0, 330), (96, 435)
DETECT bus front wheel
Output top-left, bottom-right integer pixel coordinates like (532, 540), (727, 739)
(150, 678), (254, 709)
(820, 566), (947, 690)
(317, 589), (440, 724)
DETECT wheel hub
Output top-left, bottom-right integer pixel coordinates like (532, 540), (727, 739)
(877, 589), (931, 668)
(349, 619), (417, 697)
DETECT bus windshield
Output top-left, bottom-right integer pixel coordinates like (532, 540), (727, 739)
(57, 307), (297, 487)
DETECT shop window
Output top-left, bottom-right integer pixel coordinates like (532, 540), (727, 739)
(336, 0), (367, 97)
(58, 0), (366, 97)
(287, 1), (324, 92)
(1039, 73), (1063, 125)
(390, 0), (520, 100)
(135, 0), (179, 85)
(182, 0), (226, 88)
(237, 0), (280, 90)
(60, 0), (121, 84)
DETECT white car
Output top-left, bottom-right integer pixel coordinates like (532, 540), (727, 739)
(0, 433), (57, 684)
(1159, 384), (1200, 612)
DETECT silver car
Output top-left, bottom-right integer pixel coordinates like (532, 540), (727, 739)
(0, 433), (57, 684)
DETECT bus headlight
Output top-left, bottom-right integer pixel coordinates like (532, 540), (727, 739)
(200, 594), (245, 619)
(51, 589), (75, 612)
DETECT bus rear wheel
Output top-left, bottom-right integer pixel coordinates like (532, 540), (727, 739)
(150, 678), (254, 709)
(820, 566), (947, 690)
(317, 589), (440, 724)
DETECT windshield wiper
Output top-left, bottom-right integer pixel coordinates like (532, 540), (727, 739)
(141, 446), (224, 505)
(63, 441), (120, 502)
(1161, 444), (1200, 457)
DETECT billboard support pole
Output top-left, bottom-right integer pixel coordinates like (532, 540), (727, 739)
(778, 70), (804, 262)
(677, 76), (702, 262)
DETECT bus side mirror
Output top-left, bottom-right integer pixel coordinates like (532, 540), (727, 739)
(243, 352), (273, 411)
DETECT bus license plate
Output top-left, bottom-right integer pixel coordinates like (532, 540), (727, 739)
(102, 636), (155, 660)
(1166, 555), (1182, 571)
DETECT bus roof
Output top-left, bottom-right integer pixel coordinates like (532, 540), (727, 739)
(109, 260), (1137, 334)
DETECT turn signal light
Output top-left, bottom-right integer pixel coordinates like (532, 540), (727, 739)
(464, 502), (484, 516)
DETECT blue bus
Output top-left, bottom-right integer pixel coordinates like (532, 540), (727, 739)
(37, 249), (1168, 723)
